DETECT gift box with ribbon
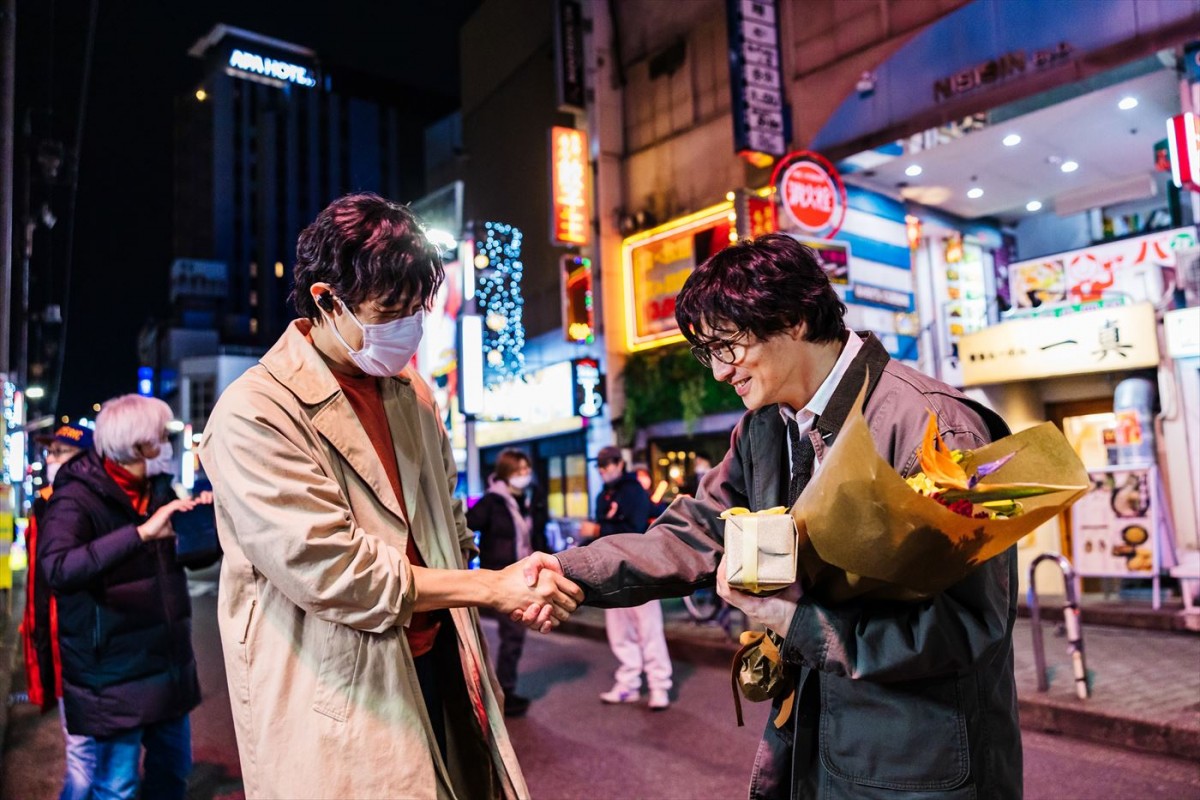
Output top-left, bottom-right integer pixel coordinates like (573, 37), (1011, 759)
(720, 506), (798, 595)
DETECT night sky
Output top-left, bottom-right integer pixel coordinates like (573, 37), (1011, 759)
(14, 0), (479, 417)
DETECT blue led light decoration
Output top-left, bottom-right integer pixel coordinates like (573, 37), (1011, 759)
(475, 222), (526, 385)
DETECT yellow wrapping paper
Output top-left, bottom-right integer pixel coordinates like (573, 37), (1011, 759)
(791, 380), (1089, 603)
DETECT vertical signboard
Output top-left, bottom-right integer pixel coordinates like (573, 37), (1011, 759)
(550, 126), (590, 247)
(562, 255), (594, 343)
(554, 0), (587, 112)
(572, 358), (605, 419)
(727, 0), (787, 165)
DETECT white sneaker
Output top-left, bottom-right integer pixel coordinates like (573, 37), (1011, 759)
(599, 686), (640, 704)
(648, 689), (670, 711)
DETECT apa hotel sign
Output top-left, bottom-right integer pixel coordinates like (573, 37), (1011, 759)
(227, 49), (317, 88)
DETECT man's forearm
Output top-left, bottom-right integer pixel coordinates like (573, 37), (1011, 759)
(411, 565), (497, 612)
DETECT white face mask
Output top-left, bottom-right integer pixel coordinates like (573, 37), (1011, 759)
(324, 298), (424, 377)
(46, 462), (61, 484)
(509, 474), (533, 491)
(146, 440), (174, 477)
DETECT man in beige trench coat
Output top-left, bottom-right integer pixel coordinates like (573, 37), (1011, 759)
(201, 193), (582, 799)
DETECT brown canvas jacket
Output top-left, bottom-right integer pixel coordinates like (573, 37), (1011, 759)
(557, 333), (1021, 799)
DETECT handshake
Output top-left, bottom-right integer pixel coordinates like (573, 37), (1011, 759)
(487, 553), (582, 634)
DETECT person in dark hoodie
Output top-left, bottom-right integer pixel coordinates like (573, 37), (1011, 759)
(466, 448), (549, 717)
(589, 445), (673, 710)
(39, 394), (211, 800)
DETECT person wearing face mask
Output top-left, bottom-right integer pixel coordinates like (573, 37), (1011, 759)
(38, 396), (213, 799)
(20, 422), (92, 800)
(199, 193), (581, 800)
(465, 449), (549, 717)
(589, 446), (673, 711)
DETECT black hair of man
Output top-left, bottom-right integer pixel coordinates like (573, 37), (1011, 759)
(290, 193), (445, 319)
(675, 233), (847, 347)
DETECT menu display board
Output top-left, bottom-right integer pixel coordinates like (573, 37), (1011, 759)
(1071, 464), (1175, 608)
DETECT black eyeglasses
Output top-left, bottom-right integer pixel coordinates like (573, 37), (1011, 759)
(690, 331), (750, 369)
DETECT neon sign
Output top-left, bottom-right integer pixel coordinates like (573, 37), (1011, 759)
(550, 126), (589, 246)
(227, 49), (317, 88)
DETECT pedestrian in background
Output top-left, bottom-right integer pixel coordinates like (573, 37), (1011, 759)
(591, 445), (673, 711)
(633, 463), (670, 522)
(19, 422), (93, 800)
(466, 448), (549, 717)
(39, 396), (212, 800)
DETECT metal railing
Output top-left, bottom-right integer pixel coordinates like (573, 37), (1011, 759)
(1028, 553), (1090, 700)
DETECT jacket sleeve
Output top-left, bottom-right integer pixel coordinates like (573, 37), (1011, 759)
(778, 420), (1015, 682)
(39, 492), (144, 593)
(201, 397), (416, 634)
(560, 424), (753, 606)
(465, 495), (491, 533)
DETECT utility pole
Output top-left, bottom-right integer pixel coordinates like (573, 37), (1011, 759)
(1, 0), (15, 381)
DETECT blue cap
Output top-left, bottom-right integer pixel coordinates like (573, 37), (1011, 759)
(44, 423), (94, 451)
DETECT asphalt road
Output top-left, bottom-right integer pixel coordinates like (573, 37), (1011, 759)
(3, 579), (1199, 799)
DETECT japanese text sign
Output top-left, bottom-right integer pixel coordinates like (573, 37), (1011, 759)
(550, 126), (590, 246)
(959, 303), (1159, 386)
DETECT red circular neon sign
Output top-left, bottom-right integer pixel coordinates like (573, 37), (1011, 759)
(771, 150), (847, 238)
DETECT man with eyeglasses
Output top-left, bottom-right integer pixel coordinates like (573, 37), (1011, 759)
(518, 233), (1020, 798)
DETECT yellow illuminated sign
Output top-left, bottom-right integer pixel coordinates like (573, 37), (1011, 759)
(622, 202), (733, 352)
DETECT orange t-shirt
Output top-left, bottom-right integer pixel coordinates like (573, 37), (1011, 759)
(332, 370), (441, 658)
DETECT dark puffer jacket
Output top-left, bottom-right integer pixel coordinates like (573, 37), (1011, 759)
(466, 482), (549, 569)
(39, 450), (202, 737)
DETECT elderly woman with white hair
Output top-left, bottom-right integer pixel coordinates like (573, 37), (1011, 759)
(39, 393), (211, 800)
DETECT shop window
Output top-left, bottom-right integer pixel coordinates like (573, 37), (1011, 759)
(547, 458), (565, 518)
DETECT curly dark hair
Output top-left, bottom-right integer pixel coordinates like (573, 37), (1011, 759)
(290, 193), (445, 319)
(675, 233), (846, 346)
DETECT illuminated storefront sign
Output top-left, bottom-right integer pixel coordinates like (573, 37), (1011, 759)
(959, 303), (1160, 386)
(550, 126), (590, 246)
(772, 151), (846, 238)
(481, 362), (576, 422)
(562, 255), (594, 343)
(623, 203), (733, 350)
(1008, 227), (1197, 310)
(572, 358), (604, 418)
(1166, 112), (1200, 192)
(227, 48), (317, 88)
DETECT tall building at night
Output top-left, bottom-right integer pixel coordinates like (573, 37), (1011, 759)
(146, 24), (454, 445)
(172, 24), (440, 346)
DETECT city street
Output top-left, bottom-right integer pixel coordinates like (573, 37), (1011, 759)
(3, 577), (1198, 799)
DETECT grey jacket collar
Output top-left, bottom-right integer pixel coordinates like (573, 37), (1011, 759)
(744, 332), (890, 509)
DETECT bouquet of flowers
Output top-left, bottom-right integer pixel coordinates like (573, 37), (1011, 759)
(729, 378), (1088, 726)
(789, 381), (1089, 603)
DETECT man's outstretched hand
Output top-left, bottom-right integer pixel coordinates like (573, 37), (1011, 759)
(510, 552), (577, 633)
(490, 555), (582, 634)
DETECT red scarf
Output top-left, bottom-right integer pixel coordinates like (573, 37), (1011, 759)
(104, 459), (150, 515)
